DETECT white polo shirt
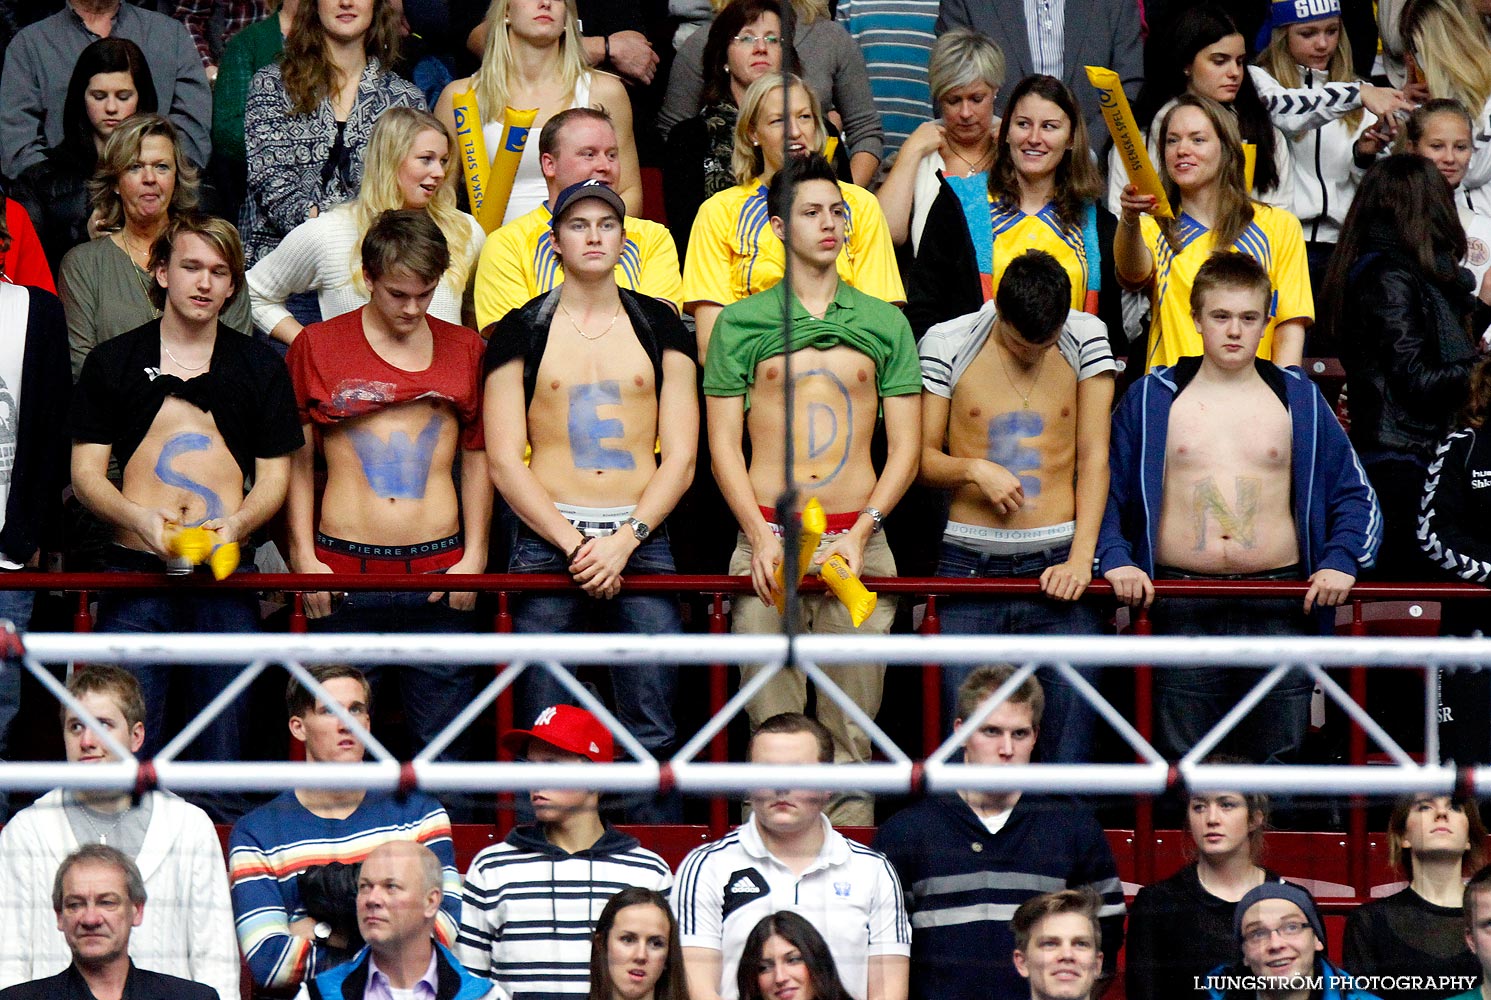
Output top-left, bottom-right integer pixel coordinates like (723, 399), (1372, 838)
(674, 815), (911, 1000)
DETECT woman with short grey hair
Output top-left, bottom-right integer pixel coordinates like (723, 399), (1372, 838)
(875, 28), (1004, 253)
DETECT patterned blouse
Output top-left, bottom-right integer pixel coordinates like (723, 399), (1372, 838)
(241, 57), (425, 265)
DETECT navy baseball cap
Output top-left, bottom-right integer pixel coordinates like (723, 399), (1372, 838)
(550, 180), (627, 230)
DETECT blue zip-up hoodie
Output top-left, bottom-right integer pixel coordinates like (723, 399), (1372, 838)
(1097, 357), (1381, 580)
(306, 941), (499, 1000)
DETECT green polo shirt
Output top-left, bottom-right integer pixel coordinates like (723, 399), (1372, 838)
(702, 279), (919, 409)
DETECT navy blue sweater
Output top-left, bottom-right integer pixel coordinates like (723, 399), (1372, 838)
(872, 793), (1126, 1000)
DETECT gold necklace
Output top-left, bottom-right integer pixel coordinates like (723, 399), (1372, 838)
(558, 300), (622, 342)
(997, 341), (1048, 409)
(947, 140), (993, 175)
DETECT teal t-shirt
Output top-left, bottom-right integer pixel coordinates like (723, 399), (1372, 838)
(701, 279), (919, 408)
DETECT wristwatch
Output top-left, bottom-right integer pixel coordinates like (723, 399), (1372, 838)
(624, 517), (651, 542)
(313, 921), (332, 943)
(861, 506), (884, 534)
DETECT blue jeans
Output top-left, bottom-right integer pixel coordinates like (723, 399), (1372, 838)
(311, 589), (478, 763)
(94, 547), (257, 821)
(934, 541), (1104, 763)
(0, 583), (33, 821)
(1149, 567), (1314, 764)
(509, 531), (682, 822)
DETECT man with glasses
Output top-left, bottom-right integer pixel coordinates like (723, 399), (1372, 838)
(1205, 883), (1380, 1000)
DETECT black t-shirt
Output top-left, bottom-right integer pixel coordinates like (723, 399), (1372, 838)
(71, 319), (305, 477)
(1343, 886), (1482, 1000)
(483, 287), (696, 408)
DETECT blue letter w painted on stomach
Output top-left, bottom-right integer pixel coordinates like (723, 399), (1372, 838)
(347, 415), (444, 500)
(569, 382), (636, 470)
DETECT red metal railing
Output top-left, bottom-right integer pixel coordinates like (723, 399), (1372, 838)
(7, 571), (1484, 872)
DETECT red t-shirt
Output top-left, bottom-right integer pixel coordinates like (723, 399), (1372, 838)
(2, 200), (54, 293)
(287, 308), (485, 451)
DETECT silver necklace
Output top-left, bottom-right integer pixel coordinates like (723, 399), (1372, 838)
(558, 300), (622, 342)
(997, 341), (1048, 409)
(160, 339), (211, 372)
(76, 801), (128, 845)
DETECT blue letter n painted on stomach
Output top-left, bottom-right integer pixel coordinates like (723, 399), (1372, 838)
(347, 415), (444, 500)
(988, 411), (1044, 497)
(569, 381), (636, 470)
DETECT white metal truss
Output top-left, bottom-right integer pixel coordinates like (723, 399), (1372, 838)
(8, 631), (1489, 797)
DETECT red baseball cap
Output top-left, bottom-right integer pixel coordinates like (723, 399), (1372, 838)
(501, 704), (614, 763)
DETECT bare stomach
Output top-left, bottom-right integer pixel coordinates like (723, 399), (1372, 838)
(319, 405), (463, 545)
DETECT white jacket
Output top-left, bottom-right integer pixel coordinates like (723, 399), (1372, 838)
(0, 789), (241, 1000)
(1251, 65), (1370, 245)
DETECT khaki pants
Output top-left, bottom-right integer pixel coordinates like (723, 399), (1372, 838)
(730, 530), (897, 826)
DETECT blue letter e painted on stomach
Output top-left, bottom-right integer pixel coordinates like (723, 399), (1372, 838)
(569, 381), (636, 470)
(988, 411), (1044, 497)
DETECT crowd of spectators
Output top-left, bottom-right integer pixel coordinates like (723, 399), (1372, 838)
(1, 0), (1491, 994)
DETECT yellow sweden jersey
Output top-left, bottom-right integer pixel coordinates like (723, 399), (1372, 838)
(989, 203), (1091, 311)
(474, 204), (683, 331)
(681, 178), (905, 309)
(1140, 203), (1313, 370)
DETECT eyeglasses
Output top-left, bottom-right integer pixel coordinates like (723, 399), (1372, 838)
(1242, 920), (1311, 946)
(731, 32), (781, 46)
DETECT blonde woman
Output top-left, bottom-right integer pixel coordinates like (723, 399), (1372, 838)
(682, 71), (901, 355)
(247, 107), (485, 344)
(59, 114), (252, 380)
(1253, 0), (1411, 291)
(659, 0), (884, 185)
(434, 0), (641, 225)
(1401, 0), (1491, 212)
(875, 28), (1005, 253)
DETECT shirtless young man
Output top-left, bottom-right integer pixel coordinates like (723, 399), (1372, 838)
(70, 213), (301, 787)
(703, 153), (921, 826)
(484, 179), (697, 820)
(286, 210), (492, 759)
(919, 250), (1115, 761)
(1097, 252), (1379, 763)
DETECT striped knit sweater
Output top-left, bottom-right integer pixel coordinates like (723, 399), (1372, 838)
(228, 790), (461, 990)
(456, 825), (672, 1000)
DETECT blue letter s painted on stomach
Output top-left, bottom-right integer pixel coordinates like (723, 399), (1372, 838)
(155, 433), (225, 524)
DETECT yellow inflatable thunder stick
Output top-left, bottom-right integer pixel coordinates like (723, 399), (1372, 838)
(820, 553), (877, 628)
(1242, 142), (1256, 192)
(167, 525), (241, 581)
(451, 92), (539, 233)
(774, 498), (827, 615)
(1085, 66), (1173, 220)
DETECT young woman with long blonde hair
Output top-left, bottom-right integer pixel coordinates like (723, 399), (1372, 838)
(435, 0), (641, 225)
(247, 107), (485, 345)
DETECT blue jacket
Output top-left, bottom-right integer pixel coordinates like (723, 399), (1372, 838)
(306, 941), (497, 1000)
(1097, 357), (1380, 580)
(1204, 957), (1382, 999)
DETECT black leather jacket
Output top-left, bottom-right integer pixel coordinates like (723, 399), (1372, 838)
(1340, 240), (1483, 462)
(9, 152), (91, 276)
